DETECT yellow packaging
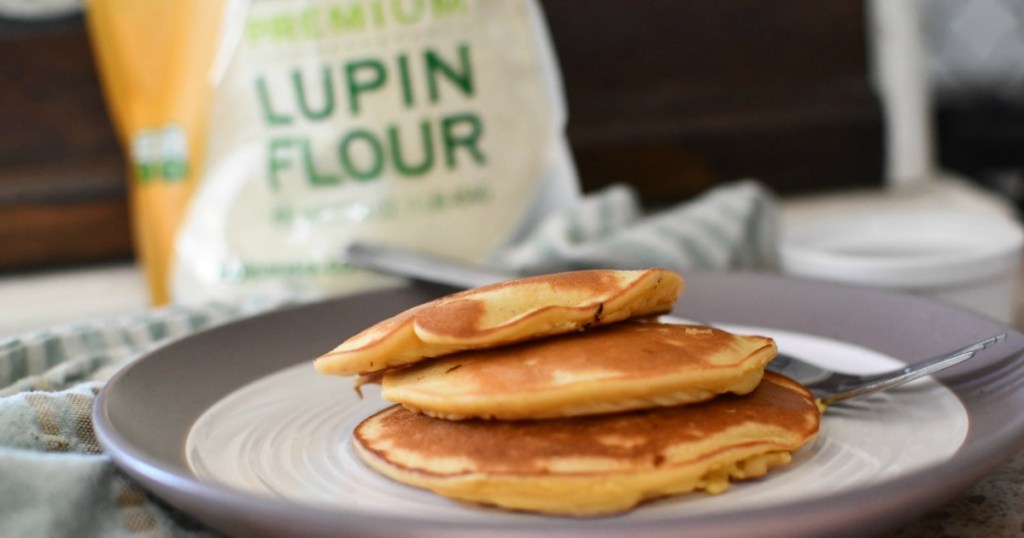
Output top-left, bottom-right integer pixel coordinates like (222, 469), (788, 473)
(86, 0), (234, 304)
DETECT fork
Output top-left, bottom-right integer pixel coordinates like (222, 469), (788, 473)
(341, 241), (1006, 405)
(766, 334), (1003, 405)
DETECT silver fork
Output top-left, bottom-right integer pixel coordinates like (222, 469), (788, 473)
(341, 241), (1006, 405)
(766, 334), (1003, 405)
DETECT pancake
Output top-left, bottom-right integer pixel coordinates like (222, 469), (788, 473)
(354, 372), (820, 516)
(315, 268), (683, 376)
(381, 322), (777, 420)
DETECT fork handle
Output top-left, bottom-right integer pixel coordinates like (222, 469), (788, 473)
(343, 241), (514, 289)
(822, 334), (1006, 404)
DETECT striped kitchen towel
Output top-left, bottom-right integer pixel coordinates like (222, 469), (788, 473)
(491, 179), (779, 276)
(0, 298), (285, 538)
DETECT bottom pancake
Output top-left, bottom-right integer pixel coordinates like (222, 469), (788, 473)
(353, 372), (820, 516)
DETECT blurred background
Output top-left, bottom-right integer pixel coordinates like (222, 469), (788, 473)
(1, 0), (1023, 330)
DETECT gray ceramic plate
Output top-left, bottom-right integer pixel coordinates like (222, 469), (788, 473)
(93, 272), (1024, 537)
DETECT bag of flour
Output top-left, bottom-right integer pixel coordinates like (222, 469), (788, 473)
(89, 0), (578, 304)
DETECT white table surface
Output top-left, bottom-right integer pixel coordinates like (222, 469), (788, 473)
(0, 262), (149, 338)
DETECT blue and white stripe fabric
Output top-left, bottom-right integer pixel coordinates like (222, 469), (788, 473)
(492, 179), (778, 276)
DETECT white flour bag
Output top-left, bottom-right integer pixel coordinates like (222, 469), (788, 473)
(172, 0), (579, 302)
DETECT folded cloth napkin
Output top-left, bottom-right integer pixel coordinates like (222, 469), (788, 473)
(0, 180), (778, 537)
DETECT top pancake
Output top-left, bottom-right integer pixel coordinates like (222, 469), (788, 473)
(353, 372), (820, 516)
(381, 321), (777, 420)
(314, 268), (683, 376)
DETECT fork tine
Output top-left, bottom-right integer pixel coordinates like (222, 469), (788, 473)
(817, 334), (1006, 405)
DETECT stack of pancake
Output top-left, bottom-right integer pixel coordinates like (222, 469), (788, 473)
(314, 269), (820, 516)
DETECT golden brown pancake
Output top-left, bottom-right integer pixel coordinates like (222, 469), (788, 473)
(381, 322), (777, 420)
(353, 372), (820, 516)
(314, 269), (683, 376)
